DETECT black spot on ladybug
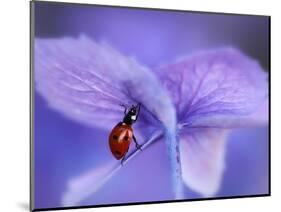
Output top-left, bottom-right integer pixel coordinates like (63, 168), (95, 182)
(113, 135), (118, 140)
(115, 150), (121, 155)
(124, 136), (129, 141)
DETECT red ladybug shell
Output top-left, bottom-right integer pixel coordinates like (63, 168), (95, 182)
(109, 123), (133, 160)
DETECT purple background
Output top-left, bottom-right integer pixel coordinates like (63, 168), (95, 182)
(33, 2), (269, 209)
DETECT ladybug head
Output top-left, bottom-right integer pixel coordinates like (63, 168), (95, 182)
(123, 103), (141, 125)
(129, 103), (140, 115)
(129, 105), (137, 115)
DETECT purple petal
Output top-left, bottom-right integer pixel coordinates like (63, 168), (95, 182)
(156, 48), (268, 129)
(179, 128), (228, 196)
(35, 35), (176, 134)
(62, 161), (116, 206)
(35, 35), (184, 200)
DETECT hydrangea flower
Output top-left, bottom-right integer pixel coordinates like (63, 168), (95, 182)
(35, 35), (268, 206)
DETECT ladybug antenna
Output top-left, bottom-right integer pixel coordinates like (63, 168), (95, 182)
(135, 103), (140, 109)
(134, 102), (141, 107)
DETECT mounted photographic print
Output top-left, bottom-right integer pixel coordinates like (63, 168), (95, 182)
(30, 1), (270, 211)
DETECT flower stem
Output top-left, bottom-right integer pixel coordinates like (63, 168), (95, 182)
(122, 130), (163, 165)
(164, 129), (184, 199)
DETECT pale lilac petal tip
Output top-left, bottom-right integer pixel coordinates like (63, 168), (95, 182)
(62, 161), (116, 206)
(179, 129), (228, 196)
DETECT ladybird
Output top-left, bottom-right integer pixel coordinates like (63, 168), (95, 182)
(109, 103), (142, 164)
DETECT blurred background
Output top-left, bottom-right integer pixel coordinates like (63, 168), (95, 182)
(33, 1), (269, 209)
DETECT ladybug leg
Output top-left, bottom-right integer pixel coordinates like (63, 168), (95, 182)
(133, 135), (142, 151)
(121, 153), (128, 166)
(120, 104), (127, 115)
(135, 103), (141, 121)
